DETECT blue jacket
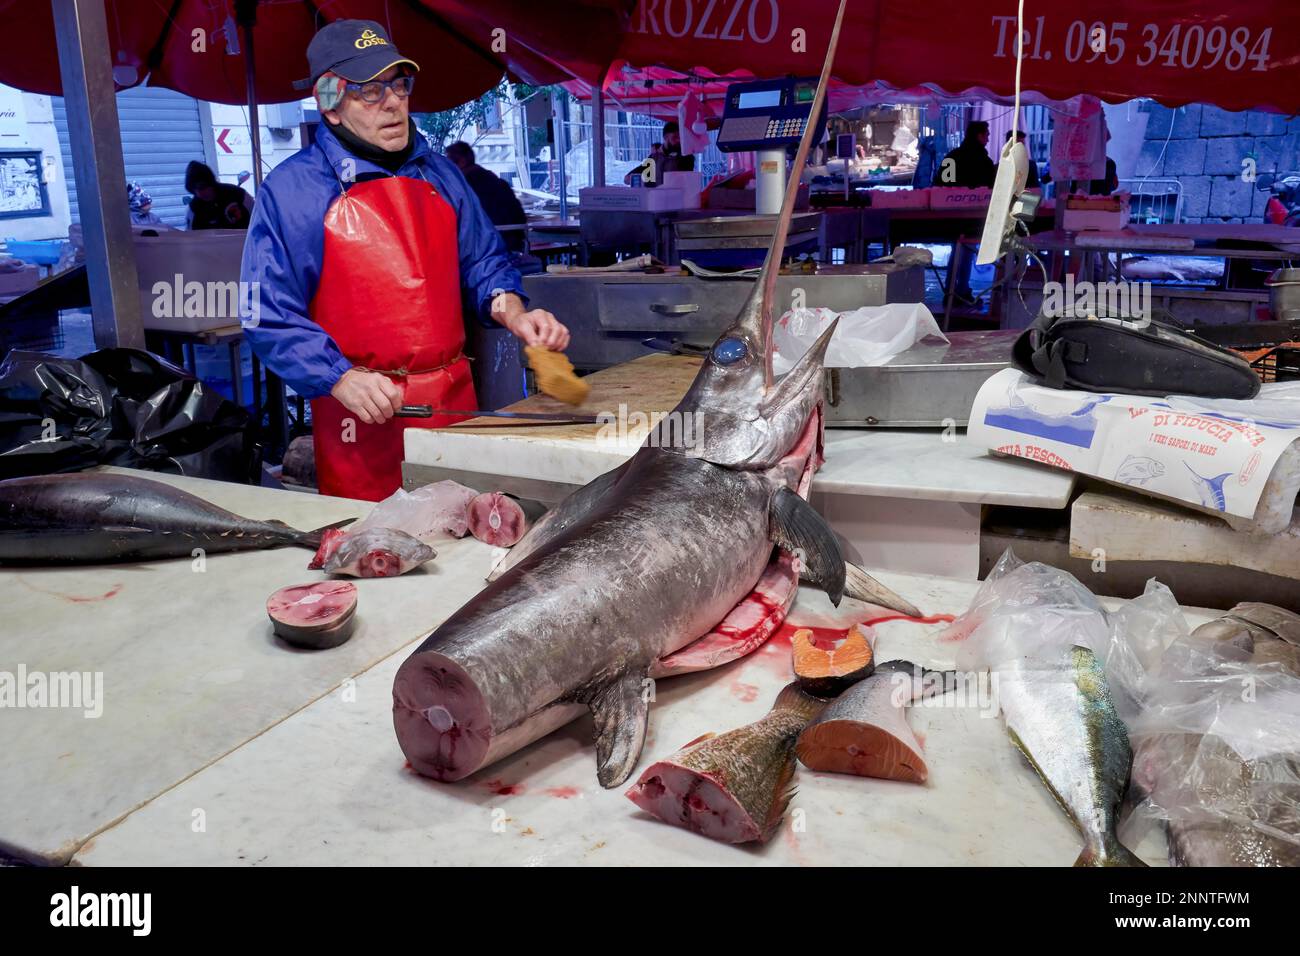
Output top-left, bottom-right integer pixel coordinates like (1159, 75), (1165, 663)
(239, 123), (526, 399)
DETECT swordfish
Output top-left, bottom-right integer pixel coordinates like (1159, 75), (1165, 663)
(392, 1), (913, 788)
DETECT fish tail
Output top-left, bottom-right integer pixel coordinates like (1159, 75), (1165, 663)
(773, 681), (827, 722)
(1074, 838), (1147, 867)
(293, 516), (356, 549)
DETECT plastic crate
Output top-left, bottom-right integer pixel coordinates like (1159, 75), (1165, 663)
(3, 238), (63, 265)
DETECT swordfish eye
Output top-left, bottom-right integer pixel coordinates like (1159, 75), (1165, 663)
(711, 336), (748, 366)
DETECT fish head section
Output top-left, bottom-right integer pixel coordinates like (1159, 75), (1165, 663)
(324, 527), (436, 577)
(671, 309), (836, 470)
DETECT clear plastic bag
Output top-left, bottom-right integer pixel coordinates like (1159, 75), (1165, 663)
(771, 303), (947, 375)
(1121, 604), (1300, 866)
(352, 480), (480, 544)
(939, 548), (1187, 720)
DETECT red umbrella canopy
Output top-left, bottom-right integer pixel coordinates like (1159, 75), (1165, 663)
(429, 0), (629, 90)
(565, 66), (878, 120)
(601, 0), (1300, 114)
(0, 0), (579, 110)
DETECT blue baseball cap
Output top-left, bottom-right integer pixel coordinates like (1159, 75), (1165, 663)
(294, 19), (420, 90)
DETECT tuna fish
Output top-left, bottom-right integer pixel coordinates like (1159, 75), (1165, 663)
(391, 0), (916, 789)
(0, 472), (343, 563)
(316, 527), (436, 578)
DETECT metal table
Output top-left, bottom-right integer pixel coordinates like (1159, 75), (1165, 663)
(1021, 224), (1300, 325)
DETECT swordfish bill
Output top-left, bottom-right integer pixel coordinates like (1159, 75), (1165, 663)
(391, 1), (903, 789)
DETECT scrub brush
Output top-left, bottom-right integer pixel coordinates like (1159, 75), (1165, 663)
(525, 346), (590, 406)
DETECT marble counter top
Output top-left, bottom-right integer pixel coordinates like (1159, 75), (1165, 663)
(72, 568), (1221, 867)
(404, 427), (1076, 510)
(0, 468), (501, 865)
(404, 352), (1074, 510)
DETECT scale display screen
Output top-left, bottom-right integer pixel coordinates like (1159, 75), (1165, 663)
(716, 76), (825, 154)
(737, 89), (781, 110)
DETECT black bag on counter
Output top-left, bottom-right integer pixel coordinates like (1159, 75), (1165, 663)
(1012, 311), (1261, 399)
(0, 348), (258, 482)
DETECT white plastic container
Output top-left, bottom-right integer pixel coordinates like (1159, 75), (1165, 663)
(134, 230), (248, 333)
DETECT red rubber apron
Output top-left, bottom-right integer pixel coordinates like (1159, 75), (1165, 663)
(309, 174), (476, 501)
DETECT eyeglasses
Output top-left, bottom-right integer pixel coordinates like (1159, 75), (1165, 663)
(346, 75), (416, 104)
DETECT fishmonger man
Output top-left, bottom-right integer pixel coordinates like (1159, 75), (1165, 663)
(241, 20), (568, 500)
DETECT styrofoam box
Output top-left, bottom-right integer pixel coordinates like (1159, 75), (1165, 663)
(1063, 209), (1129, 232)
(1062, 194), (1131, 232)
(929, 187), (992, 209)
(579, 186), (685, 211)
(662, 171), (701, 209)
(135, 230), (248, 333)
(867, 188), (930, 209)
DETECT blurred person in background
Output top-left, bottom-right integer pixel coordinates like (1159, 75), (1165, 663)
(446, 141), (528, 253)
(127, 181), (163, 225)
(185, 161), (254, 229)
(933, 121), (995, 188)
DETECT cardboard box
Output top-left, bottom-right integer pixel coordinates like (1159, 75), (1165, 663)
(578, 186), (685, 211)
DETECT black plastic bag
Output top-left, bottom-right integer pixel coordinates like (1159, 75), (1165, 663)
(0, 348), (257, 482)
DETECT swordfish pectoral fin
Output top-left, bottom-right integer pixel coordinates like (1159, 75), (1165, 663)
(769, 487), (846, 606)
(587, 669), (651, 789)
(844, 562), (924, 618)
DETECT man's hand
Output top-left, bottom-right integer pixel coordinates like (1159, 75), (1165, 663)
(330, 368), (403, 424)
(492, 293), (570, 351)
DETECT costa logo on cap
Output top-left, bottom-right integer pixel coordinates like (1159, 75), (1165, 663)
(355, 28), (388, 49)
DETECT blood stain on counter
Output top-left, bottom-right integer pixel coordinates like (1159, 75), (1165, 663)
(20, 579), (122, 603)
(482, 778), (525, 796)
(729, 680), (759, 702)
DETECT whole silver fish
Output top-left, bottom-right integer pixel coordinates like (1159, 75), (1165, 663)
(391, 1), (914, 789)
(0, 472), (339, 563)
(998, 646), (1145, 866)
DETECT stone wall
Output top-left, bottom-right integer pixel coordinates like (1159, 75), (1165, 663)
(1134, 103), (1300, 223)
